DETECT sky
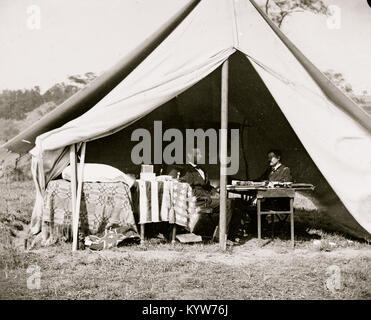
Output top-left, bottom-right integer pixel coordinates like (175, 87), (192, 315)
(280, 0), (371, 95)
(0, 0), (370, 94)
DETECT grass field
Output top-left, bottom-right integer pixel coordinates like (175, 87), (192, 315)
(0, 179), (370, 300)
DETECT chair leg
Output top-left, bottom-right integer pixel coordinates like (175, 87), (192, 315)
(212, 226), (218, 242)
(257, 199), (261, 243)
(290, 199), (294, 248)
(140, 224), (145, 244)
(271, 214), (274, 239)
(171, 224), (177, 244)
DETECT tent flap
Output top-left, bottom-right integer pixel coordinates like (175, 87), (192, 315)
(236, 0), (371, 234)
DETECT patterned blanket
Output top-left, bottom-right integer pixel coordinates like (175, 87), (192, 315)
(32, 179), (139, 247)
(137, 179), (204, 232)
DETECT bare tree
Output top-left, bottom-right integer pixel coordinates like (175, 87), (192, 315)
(323, 69), (365, 105)
(262, 1), (369, 108)
(264, 0), (328, 28)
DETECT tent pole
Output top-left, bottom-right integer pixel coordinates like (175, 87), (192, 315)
(69, 144), (77, 252)
(219, 59), (229, 251)
(72, 142), (86, 252)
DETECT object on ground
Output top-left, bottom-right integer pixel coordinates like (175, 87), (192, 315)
(176, 233), (202, 243)
(85, 226), (140, 250)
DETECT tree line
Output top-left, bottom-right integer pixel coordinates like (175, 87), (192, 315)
(0, 72), (97, 120)
(0, 73), (97, 144)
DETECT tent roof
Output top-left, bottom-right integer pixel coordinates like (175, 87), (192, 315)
(1, 0), (371, 237)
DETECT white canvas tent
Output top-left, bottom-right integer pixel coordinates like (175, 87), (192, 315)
(2, 0), (370, 241)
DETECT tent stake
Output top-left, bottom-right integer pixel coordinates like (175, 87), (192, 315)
(69, 144), (77, 252)
(219, 59), (229, 251)
(72, 142), (86, 252)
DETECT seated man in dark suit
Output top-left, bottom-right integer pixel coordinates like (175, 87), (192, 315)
(166, 147), (216, 200)
(165, 147), (236, 240)
(257, 149), (292, 183)
(248, 149), (293, 229)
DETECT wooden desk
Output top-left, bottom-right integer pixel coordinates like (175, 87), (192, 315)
(227, 185), (314, 248)
(256, 189), (295, 248)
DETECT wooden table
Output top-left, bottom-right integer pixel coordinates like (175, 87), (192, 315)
(227, 185), (314, 248)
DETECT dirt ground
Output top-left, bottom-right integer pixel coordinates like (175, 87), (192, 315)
(1, 235), (370, 300)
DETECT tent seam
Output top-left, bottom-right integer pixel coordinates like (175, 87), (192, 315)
(231, 0), (239, 49)
(245, 53), (335, 108)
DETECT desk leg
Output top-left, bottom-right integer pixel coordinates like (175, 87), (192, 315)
(257, 199), (261, 243)
(140, 224), (145, 244)
(290, 198), (294, 249)
(171, 224), (177, 244)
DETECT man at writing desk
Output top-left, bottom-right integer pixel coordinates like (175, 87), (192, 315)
(257, 149), (292, 183)
(248, 149), (293, 230)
